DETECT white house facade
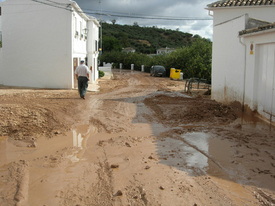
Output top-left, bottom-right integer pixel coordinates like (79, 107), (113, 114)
(239, 22), (275, 122)
(206, 0), (275, 122)
(122, 47), (135, 53)
(157, 47), (175, 55)
(0, 0), (99, 89)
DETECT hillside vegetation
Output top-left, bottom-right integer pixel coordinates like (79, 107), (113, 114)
(102, 22), (201, 54)
(100, 22), (212, 81)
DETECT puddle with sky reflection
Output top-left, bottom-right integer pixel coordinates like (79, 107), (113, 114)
(0, 124), (96, 167)
(157, 130), (275, 191)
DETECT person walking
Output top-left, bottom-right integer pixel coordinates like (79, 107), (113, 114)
(75, 60), (90, 99)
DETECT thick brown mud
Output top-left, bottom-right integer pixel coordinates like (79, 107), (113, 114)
(0, 70), (275, 205)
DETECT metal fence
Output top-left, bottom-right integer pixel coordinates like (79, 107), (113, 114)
(184, 78), (211, 93)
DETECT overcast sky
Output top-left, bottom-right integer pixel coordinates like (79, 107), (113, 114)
(0, 0), (215, 40)
(75, 0), (214, 40)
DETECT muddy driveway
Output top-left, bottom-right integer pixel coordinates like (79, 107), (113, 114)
(0, 70), (275, 206)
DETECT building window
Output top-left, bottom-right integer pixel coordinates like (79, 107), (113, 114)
(75, 17), (78, 38)
(80, 21), (82, 39)
(95, 40), (98, 51)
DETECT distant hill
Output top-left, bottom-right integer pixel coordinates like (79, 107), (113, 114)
(101, 22), (201, 54)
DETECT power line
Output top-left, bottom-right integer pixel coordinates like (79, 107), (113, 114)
(85, 9), (211, 20)
(83, 10), (212, 21)
(44, 0), (71, 5)
(80, 8), (212, 21)
(2, 1), (212, 21)
(31, 0), (72, 11)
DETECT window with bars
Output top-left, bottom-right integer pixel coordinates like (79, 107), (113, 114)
(75, 17), (78, 37)
(95, 40), (98, 51)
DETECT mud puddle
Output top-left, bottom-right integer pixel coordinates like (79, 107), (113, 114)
(236, 110), (275, 131)
(157, 130), (275, 191)
(156, 131), (258, 203)
(0, 124), (98, 205)
(156, 132), (232, 175)
(0, 124), (96, 167)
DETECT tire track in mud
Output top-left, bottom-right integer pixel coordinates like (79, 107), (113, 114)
(87, 74), (154, 135)
(13, 160), (29, 206)
(0, 160), (29, 206)
(59, 158), (115, 206)
(88, 98), (136, 134)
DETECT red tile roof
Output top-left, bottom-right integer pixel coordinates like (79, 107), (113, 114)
(207, 0), (275, 8)
(239, 22), (275, 35)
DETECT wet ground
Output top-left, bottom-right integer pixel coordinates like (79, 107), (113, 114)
(0, 70), (275, 206)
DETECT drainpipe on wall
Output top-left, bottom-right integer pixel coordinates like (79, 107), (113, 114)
(239, 36), (247, 112)
(270, 70), (275, 125)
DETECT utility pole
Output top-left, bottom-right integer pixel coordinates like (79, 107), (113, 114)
(99, 0), (102, 54)
(156, 37), (158, 53)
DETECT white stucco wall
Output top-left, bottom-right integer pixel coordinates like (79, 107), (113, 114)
(71, 7), (89, 88)
(71, 7), (100, 86)
(0, 0), (99, 89)
(0, 0), (73, 88)
(0, 49), (2, 85)
(72, 9), (87, 61)
(87, 19), (99, 83)
(210, 5), (275, 105)
(241, 29), (275, 120)
(0, 12), (2, 84)
(212, 15), (246, 103)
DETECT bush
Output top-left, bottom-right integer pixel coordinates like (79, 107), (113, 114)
(99, 70), (105, 78)
(99, 38), (212, 80)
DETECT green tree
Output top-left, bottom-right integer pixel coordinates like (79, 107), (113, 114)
(111, 19), (116, 25)
(99, 33), (212, 80)
(103, 36), (122, 52)
(118, 32), (130, 48)
(176, 38), (212, 80)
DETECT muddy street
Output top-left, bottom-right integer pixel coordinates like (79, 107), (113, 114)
(0, 70), (275, 206)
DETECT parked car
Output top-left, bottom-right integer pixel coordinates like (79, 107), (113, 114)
(150, 65), (166, 77)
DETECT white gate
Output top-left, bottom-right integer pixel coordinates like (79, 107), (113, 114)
(257, 43), (275, 120)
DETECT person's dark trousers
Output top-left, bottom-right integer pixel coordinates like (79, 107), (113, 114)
(78, 76), (88, 98)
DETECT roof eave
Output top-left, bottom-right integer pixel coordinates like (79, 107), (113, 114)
(88, 17), (101, 27)
(207, 5), (275, 10)
(71, 1), (90, 21)
(239, 23), (275, 37)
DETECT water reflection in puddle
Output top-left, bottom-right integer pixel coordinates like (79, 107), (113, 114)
(181, 132), (210, 171)
(0, 124), (96, 167)
(157, 129), (275, 192)
(157, 132), (233, 176)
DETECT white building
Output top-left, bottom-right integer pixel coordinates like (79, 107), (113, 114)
(122, 47), (135, 53)
(157, 47), (175, 55)
(206, 0), (275, 123)
(0, 0), (100, 89)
